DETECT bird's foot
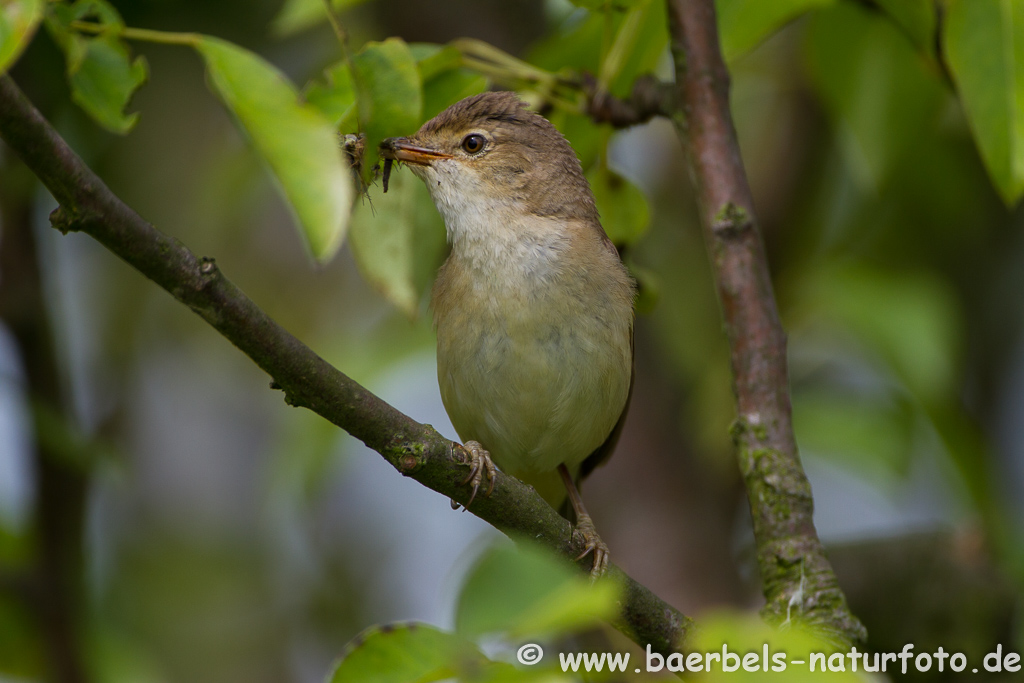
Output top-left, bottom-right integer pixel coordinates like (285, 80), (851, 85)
(572, 513), (609, 580)
(450, 440), (497, 510)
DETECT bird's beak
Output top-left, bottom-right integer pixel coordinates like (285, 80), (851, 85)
(380, 137), (452, 166)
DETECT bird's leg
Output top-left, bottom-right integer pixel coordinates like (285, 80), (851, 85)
(450, 440), (497, 510)
(558, 464), (609, 579)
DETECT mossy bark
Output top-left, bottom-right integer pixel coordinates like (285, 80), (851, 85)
(666, 0), (866, 648)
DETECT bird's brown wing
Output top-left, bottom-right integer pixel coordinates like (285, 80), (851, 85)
(577, 322), (635, 484)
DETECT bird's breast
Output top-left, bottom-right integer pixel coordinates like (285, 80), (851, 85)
(431, 218), (633, 479)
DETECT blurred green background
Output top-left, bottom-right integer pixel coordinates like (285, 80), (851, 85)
(2, 0), (1023, 680)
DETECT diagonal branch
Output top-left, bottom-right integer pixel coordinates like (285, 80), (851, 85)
(666, 0), (866, 647)
(0, 73), (693, 656)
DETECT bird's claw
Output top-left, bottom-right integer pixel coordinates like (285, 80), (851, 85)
(572, 513), (610, 580)
(451, 440), (496, 510)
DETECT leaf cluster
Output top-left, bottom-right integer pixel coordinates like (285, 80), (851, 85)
(329, 543), (622, 683)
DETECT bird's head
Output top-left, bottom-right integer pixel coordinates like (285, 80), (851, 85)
(380, 91), (599, 234)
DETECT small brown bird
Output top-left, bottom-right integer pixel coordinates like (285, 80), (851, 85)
(381, 92), (635, 576)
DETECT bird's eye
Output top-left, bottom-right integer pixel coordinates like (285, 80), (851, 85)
(462, 134), (486, 154)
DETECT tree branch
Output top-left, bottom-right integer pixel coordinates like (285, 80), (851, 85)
(0, 168), (90, 683)
(665, 0), (867, 647)
(0, 73), (694, 656)
(583, 73), (677, 128)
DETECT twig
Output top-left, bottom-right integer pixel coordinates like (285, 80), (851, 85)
(70, 21), (200, 46)
(0, 73), (694, 657)
(583, 73), (676, 128)
(320, 0), (356, 70)
(665, 0), (866, 647)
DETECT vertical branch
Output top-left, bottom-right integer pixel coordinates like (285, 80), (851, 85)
(0, 175), (90, 683)
(665, 0), (866, 647)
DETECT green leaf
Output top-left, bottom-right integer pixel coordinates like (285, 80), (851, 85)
(0, 0), (43, 75)
(473, 663), (578, 683)
(414, 43), (462, 80)
(793, 390), (915, 479)
(925, 403), (996, 524)
(44, 0), (147, 133)
(587, 165), (649, 246)
(43, 4), (84, 70)
(526, 1), (666, 111)
(408, 42), (443, 63)
(570, 0), (615, 9)
(329, 623), (482, 683)
(945, 0), (1024, 206)
(67, 34), (148, 133)
(410, 43), (489, 121)
(51, 0), (124, 29)
(271, 0), (371, 37)
(570, 0), (642, 9)
(716, 0), (834, 63)
(456, 543), (620, 639)
(874, 0), (937, 54)
(304, 60), (356, 129)
(348, 166), (446, 316)
(45, 0), (127, 63)
(422, 69), (488, 121)
(529, 10), (603, 75)
(351, 37), (422, 183)
(532, 0), (664, 98)
(600, 0), (668, 98)
(804, 2), (945, 190)
(690, 611), (863, 680)
(794, 265), (960, 402)
(196, 36), (355, 260)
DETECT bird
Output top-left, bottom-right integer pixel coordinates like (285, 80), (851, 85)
(380, 91), (635, 577)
